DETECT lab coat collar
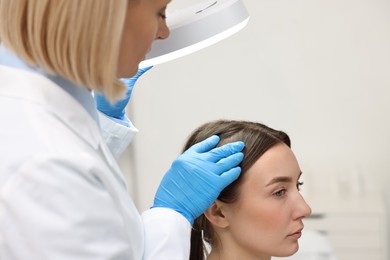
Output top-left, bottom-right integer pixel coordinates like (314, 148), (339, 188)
(0, 65), (102, 150)
(0, 45), (99, 124)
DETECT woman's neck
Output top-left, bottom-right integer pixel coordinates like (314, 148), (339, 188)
(207, 249), (271, 260)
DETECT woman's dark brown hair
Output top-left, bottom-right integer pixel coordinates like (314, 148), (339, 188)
(185, 120), (290, 260)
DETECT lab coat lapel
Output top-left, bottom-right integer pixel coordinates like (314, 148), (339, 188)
(0, 65), (100, 149)
(0, 65), (128, 188)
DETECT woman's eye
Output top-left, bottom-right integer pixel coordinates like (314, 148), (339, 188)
(274, 189), (286, 197)
(159, 13), (167, 20)
(297, 181), (304, 191)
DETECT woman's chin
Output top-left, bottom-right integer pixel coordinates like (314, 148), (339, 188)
(118, 66), (138, 79)
(273, 244), (299, 258)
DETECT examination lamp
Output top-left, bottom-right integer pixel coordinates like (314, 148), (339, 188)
(139, 0), (250, 68)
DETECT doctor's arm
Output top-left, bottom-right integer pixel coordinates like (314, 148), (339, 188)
(94, 67), (152, 158)
(142, 135), (245, 259)
(0, 155), (137, 260)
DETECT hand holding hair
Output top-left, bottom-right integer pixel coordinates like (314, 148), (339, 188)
(152, 135), (245, 224)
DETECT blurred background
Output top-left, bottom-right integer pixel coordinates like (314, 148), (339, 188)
(119, 0), (390, 259)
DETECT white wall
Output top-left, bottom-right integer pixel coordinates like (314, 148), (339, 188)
(119, 0), (390, 216)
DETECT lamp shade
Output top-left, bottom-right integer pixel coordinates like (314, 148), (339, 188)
(139, 0), (250, 68)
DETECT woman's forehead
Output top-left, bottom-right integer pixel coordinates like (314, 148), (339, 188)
(244, 144), (300, 184)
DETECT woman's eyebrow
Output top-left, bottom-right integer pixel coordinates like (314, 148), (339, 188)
(265, 172), (302, 187)
(265, 176), (292, 187)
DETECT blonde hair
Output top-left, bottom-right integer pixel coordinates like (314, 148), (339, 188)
(0, 0), (129, 101)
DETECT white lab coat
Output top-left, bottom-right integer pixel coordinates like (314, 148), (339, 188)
(0, 65), (191, 260)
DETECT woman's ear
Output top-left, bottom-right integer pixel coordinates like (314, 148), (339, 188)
(204, 200), (230, 228)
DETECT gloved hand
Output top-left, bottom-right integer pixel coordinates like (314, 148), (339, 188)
(152, 135), (245, 224)
(94, 66), (153, 120)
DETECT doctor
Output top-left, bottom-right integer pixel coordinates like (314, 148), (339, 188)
(0, 1), (244, 259)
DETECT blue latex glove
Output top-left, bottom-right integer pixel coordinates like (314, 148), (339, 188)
(94, 66), (153, 120)
(153, 135), (245, 224)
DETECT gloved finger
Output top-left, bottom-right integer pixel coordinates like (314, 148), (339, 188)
(186, 135), (220, 154)
(137, 65), (153, 76)
(219, 166), (242, 187)
(120, 66), (154, 87)
(203, 141), (245, 163)
(215, 152), (244, 174)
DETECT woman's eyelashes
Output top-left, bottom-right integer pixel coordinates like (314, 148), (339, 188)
(273, 181), (304, 198)
(158, 7), (167, 20)
(297, 181), (304, 191)
(273, 188), (287, 198)
(159, 12), (167, 20)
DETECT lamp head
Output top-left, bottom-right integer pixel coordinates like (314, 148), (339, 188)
(139, 0), (250, 68)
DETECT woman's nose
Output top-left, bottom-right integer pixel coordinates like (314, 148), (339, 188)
(293, 193), (312, 220)
(156, 22), (170, 40)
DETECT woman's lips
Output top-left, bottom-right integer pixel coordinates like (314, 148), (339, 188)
(288, 228), (303, 239)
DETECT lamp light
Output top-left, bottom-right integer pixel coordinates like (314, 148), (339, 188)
(139, 0), (250, 68)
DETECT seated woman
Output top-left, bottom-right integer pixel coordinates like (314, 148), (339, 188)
(186, 120), (312, 260)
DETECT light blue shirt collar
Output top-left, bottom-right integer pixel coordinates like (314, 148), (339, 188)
(0, 45), (99, 124)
